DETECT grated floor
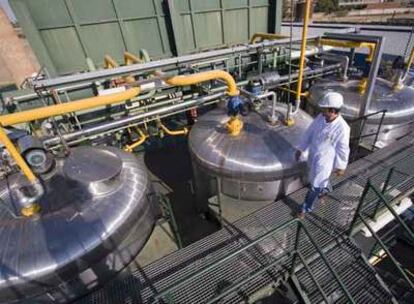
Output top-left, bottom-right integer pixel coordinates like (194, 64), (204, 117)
(75, 133), (414, 304)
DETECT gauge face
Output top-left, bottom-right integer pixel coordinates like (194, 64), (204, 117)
(25, 149), (47, 168)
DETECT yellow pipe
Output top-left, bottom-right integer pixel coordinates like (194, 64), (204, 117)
(166, 70), (239, 96)
(404, 46), (414, 79)
(0, 88), (140, 126)
(124, 51), (143, 65)
(250, 32), (288, 44)
(278, 86), (308, 97)
(0, 127), (37, 182)
(319, 39), (376, 62)
(124, 128), (147, 152)
(295, 0), (312, 104)
(104, 55), (119, 69)
(159, 121), (188, 136)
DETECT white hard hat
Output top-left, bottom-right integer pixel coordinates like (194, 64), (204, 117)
(318, 92), (343, 109)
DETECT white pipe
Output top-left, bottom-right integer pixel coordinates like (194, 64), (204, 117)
(361, 197), (413, 237)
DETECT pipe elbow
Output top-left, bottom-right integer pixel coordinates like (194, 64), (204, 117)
(159, 122), (188, 136)
(124, 128), (147, 152)
(124, 51), (142, 65)
(104, 55), (119, 69)
(166, 70), (239, 96)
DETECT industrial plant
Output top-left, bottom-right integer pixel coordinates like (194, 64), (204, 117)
(0, 0), (413, 303)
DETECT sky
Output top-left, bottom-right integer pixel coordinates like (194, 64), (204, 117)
(0, 0), (16, 22)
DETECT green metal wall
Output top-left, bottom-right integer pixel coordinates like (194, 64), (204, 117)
(10, 0), (282, 76)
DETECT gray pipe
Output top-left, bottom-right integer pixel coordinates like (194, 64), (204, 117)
(43, 92), (225, 146)
(34, 34), (332, 89)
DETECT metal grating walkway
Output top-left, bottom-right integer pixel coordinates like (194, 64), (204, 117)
(75, 133), (414, 304)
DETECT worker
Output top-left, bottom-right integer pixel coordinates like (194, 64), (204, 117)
(295, 92), (350, 219)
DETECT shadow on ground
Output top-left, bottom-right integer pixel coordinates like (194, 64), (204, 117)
(143, 138), (218, 246)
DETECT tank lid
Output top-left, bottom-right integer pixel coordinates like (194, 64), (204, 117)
(63, 147), (122, 184)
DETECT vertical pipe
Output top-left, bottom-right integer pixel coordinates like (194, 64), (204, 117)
(403, 46), (414, 80)
(358, 37), (384, 119)
(295, 0), (312, 104)
(0, 127), (36, 182)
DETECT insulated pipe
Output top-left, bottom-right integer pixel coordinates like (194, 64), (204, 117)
(0, 88), (141, 126)
(295, 0), (312, 108)
(250, 32), (288, 44)
(166, 70), (239, 96)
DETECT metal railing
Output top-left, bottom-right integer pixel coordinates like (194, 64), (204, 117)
(150, 218), (356, 304)
(156, 192), (183, 249)
(348, 177), (414, 291)
(349, 109), (387, 162)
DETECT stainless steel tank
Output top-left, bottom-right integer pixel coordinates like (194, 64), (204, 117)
(0, 146), (157, 303)
(309, 77), (414, 148)
(189, 102), (312, 204)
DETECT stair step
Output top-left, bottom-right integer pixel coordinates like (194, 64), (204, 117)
(295, 239), (394, 304)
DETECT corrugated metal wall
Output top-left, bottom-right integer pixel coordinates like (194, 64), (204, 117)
(10, 0), (282, 77)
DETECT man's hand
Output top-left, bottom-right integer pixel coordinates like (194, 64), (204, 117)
(295, 150), (302, 162)
(334, 169), (345, 176)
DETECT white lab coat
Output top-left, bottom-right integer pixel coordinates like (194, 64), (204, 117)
(298, 113), (350, 188)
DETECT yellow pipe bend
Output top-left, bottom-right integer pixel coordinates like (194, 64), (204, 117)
(124, 51), (143, 65)
(159, 121), (188, 136)
(0, 88), (141, 126)
(250, 32), (288, 44)
(319, 39), (376, 62)
(0, 127), (37, 182)
(166, 70), (239, 96)
(104, 55), (119, 69)
(124, 128), (147, 152)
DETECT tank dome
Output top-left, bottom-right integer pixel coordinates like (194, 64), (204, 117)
(0, 146), (157, 303)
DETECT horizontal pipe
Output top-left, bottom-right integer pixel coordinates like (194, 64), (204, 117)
(166, 70), (239, 96)
(33, 34), (329, 89)
(250, 32), (288, 44)
(43, 64), (341, 146)
(319, 39), (376, 62)
(43, 92), (225, 146)
(0, 88), (141, 126)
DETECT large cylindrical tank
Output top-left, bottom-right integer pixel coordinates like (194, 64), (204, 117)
(309, 77), (414, 148)
(189, 103), (312, 204)
(0, 146), (157, 303)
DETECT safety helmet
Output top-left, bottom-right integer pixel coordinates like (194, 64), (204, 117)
(318, 92), (343, 109)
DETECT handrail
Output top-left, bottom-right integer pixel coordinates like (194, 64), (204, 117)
(348, 109), (387, 160)
(349, 178), (414, 291)
(151, 218), (356, 303)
